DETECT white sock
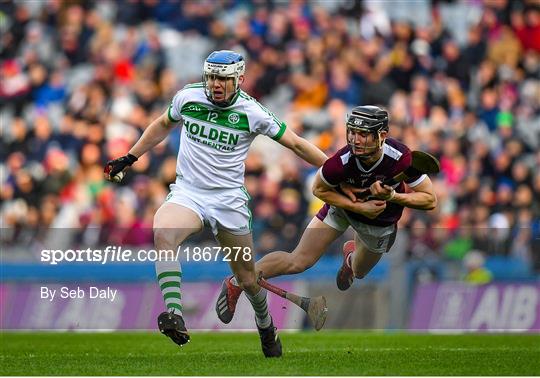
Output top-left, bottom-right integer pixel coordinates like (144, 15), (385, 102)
(155, 260), (182, 315)
(245, 288), (272, 329)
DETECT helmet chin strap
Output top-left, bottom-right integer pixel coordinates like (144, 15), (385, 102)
(207, 75), (239, 107)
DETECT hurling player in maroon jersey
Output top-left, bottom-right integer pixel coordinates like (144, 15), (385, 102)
(215, 105), (437, 323)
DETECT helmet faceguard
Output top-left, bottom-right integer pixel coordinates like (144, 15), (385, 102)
(346, 105), (389, 159)
(203, 50), (245, 107)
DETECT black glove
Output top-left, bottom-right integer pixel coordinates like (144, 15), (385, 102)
(104, 153), (138, 182)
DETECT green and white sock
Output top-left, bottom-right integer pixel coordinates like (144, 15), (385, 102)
(155, 260), (182, 315)
(245, 288), (272, 329)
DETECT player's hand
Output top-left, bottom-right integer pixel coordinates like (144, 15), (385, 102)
(104, 153), (138, 183)
(339, 182), (365, 202)
(369, 180), (395, 201)
(350, 199), (387, 219)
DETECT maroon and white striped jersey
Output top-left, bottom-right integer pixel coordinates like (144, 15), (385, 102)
(318, 138), (426, 227)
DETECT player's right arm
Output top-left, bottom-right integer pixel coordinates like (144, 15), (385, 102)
(128, 111), (179, 158)
(312, 170), (387, 219)
(104, 111), (181, 182)
(277, 127), (328, 167)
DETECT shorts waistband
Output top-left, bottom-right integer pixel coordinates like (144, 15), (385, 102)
(175, 176), (243, 193)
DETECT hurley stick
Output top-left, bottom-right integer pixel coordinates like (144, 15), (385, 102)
(257, 272), (328, 331)
(357, 150), (440, 200)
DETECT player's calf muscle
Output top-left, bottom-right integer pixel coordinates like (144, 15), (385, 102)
(288, 252), (317, 274)
(256, 252), (291, 278)
(256, 251), (314, 277)
(351, 248), (381, 279)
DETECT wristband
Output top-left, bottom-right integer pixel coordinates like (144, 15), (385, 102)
(126, 153), (138, 164)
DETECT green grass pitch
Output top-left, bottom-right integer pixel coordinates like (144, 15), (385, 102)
(1, 331), (539, 375)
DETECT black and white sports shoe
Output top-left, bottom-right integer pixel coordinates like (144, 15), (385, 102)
(257, 318), (282, 358)
(157, 311), (190, 346)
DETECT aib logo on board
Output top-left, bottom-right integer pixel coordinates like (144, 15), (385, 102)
(228, 113), (240, 124)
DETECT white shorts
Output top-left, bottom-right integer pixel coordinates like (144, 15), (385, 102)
(165, 178), (252, 236)
(317, 205), (397, 254)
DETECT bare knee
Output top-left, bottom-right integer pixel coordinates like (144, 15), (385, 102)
(153, 228), (177, 250)
(235, 274), (258, 293)
(238, 279), (259, 293)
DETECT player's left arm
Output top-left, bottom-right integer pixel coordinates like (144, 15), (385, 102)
(276, 127), (327, 167)
(371, 176), (437, 210)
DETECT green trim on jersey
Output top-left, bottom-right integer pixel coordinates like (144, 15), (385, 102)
(239, 90), (285, 133)
(167, 83), (204, 124)
(180, 102), (249, 132)
(183, 82), (205, 89)
(271, 122), (287, 141)
(168, 104), (180, 123)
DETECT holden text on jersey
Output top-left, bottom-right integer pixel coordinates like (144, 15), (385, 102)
(184, 119), (239, 151)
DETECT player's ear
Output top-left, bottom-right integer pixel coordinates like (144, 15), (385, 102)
(238, 74), (244, 86)
(380, 130), (388, 140)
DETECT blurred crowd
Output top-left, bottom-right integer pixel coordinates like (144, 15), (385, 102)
(1, 0), (539, 274)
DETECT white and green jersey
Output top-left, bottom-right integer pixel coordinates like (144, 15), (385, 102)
(167, 83), (286, 189)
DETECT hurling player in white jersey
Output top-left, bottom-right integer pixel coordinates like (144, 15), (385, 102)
(104, 50), (328, 357)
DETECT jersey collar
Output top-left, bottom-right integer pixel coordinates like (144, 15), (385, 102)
(354, 148), (385, 173)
